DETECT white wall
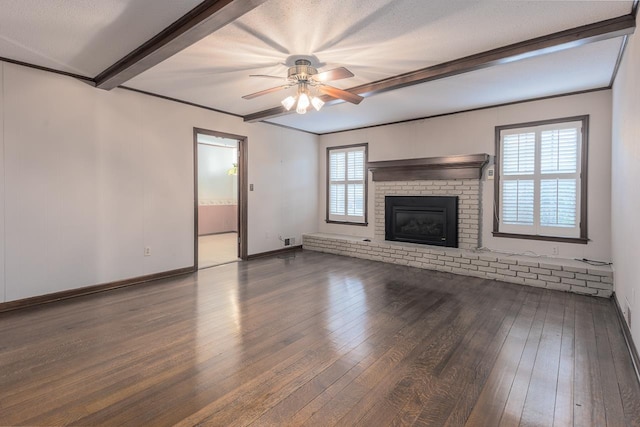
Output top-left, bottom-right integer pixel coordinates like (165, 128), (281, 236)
(612, 30), (640, 343)
(318, 91), (612, 262)
(249, 125), (317, 250)
(197, 144), (237, 203)
(0, 62), (318, 302)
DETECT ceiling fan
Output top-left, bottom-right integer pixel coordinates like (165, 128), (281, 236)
(242, 59), (364, 114)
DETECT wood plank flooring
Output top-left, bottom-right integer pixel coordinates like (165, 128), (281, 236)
(0, 251), (639, 426)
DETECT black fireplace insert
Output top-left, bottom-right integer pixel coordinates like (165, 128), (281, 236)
(385, 196), (458, 247)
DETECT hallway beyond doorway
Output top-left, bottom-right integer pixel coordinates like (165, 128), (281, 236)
(198, 232), (239, 268)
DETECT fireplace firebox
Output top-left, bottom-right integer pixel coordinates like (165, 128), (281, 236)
(385, 196), (458, 247)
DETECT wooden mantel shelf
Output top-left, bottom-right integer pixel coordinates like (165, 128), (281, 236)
(367, 153), (490, 181)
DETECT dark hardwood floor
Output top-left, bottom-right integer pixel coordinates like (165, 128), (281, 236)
(1, 251), (639, 426)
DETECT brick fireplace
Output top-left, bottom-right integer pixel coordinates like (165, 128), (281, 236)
(369, 154), (487, 249)
(303, 153), (613, 298)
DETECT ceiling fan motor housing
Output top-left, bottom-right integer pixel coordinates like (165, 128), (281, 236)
(243, 58), (363, 106)
(288, 59), (317, 82)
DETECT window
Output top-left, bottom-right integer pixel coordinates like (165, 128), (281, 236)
(326, 144), (368, 225)
(494, 116), (588, 243)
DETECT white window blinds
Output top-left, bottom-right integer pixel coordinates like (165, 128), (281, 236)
(328, 145), (366, 223)
(498, 120), (583, 238)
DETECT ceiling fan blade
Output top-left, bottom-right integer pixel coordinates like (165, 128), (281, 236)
(312, 67), (354, 82)
(242, 85), (289, 100)
(249, 74), (286, 80)
(317, 85), (364, 104)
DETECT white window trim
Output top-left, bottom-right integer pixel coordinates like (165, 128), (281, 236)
(327, 144), (368, 225)
(494, 116), (588, 243)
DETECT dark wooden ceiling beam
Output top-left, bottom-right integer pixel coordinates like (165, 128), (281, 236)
(244, 14), (635, 123)
(95, 0), (268, 90)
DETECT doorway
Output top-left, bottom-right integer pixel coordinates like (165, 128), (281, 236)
(194, 128), (247, 269)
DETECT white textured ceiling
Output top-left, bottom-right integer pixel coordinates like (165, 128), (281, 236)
(0, 0), (204, 76)
(0, 0), (634, 133)
(268, 37), (623, 133)
(126, 0), (632, 128)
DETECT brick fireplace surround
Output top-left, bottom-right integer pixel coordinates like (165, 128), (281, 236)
(304, 154), (613, 298)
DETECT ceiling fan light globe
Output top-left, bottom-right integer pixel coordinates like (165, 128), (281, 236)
(281, 95), (296, 111)
(297, 93), (310, 111)
(311, 96), (325, 111)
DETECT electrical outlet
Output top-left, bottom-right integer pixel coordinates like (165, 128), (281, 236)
(552, 246), (559, 256)
(284, 238), (291, 246)
(144, 246), (151, 256)
(626, 305), (632, 329)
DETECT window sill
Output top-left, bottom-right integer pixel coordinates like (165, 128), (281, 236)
(492, 231), (588, 244)
(326, 220), (369, 227)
